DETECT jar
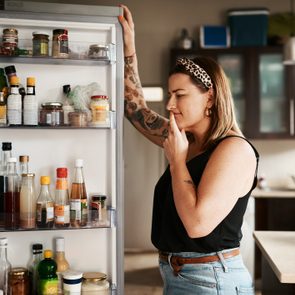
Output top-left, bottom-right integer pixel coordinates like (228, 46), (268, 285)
(90, 194), (107, 225)
(8, 267), (29, 295)
(88, 44), (109, 59)
(90, 95), (109, 125)
(81, 272), (109, 295)
(39, 102), (64, 126)
(2, 28), (18, 55)
(63, 270), (83, 295)
(68, 111), (87, 127)
(52, 29), (69, 58)
(32, 31), (49, 57)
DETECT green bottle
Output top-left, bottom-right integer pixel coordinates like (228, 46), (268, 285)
(38, 249), (58, 295)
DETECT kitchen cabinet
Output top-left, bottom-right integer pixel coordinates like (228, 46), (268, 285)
(0, 1), (124, 294)
(170, 46), (293, 139)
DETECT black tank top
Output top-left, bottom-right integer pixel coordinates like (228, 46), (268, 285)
(151, 135), (259, 253)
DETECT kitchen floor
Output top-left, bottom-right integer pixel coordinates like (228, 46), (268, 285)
(124, 251), (262, 295)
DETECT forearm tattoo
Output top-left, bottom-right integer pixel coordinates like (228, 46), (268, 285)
(124, 55), (168, 138)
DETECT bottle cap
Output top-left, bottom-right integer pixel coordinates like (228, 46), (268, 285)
(9, 76), (19, 85)
(32, 31), (49, 37)
(26, 77), (35, 86)
(55, 237), (65, 252)
(8, 157), (16, 163)
(44, 249), (53, 259)
(63, 84), (71, 94)
(2, 142), (12, 151)
(32, 243), (43, 250)
(63, 270), (83, 280)
(56, 167), (67, 178)
(4, 65), (16, 76)
(19, 155), (29, 163)
(0, 237), (8, 246)
(40, 176), (50, 185)
(75, 159), (83, 167)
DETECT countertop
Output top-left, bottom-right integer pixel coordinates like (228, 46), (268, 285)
(253, 231), (295, 283)
(252, 188), (295, 198)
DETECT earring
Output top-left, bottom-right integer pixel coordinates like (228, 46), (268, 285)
(205, 107), (212, 117)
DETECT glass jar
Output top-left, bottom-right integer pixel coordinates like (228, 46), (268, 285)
(88, 44), (109, 59)
(39, 102), (64, 126)
(8, 267), (29, 295)
(32, 32), (49, 57)
(90, 95), (109, 125)
(2, 28), (18, 56)
(68, 111), (87, 127)
(90, 194), (107, 225)
(81, 272), (109, 295)
(52, 29), (69, 58)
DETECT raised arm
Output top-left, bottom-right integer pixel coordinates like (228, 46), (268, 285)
(119, 5), (169, 147)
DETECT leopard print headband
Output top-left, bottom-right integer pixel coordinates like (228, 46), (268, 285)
(176, 57), (213, 89)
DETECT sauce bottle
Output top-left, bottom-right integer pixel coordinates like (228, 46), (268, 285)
(36, 176), (54, 229)
(55, 238), (69, 295)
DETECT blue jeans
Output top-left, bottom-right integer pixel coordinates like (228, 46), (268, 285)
(159, 248), (254, 295)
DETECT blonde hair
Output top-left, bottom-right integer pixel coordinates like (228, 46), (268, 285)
(170, 55), (242, 150)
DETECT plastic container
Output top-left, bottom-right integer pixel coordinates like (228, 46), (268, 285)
(62, 270), (83, 294)
(228, 9), (269, 47)
(81, 272), (109, 294)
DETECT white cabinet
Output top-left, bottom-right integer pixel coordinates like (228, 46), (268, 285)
(0, 2), (124, 294)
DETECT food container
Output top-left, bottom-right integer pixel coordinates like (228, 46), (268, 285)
(90, 95), (109, 125)
(81, 272), (109, 294)
(228, 9), (269, 47)
(2, 28), (18, 55)
(32, 31), (49, 57)
(8, 267), (29, 295)
(90, 194), (107, 224)
(52, 29), (69, 58)
(68, 111), (88, 127)
(63, 270), (83, 295)
(39, 102), (64, 126)
(88, 44), (109, 59)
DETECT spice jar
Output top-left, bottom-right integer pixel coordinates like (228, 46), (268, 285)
(32, 32), (49, 57)
(88, 44), (109, 59)
(81, 272), (109, 295)
(68, 111), (88, 127)
(90, 95), (109, 125)
(8, 267), (29, 295)
(2, 28), (18, 55)
(39, 102), (64, 126)
(52, 29), (69, 58)
(90, 194), (107, 225)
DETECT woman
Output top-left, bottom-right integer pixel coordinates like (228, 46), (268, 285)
(119, 5), (259, 295)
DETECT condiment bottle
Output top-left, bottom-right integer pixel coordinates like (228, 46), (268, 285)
(19, 173), (36, 229)
(90, 95), (109, 125)
(8, 267), (29, 295)
(70, 159), (88, 227)
(55, 237), (69, 295)
(0, 92), (7, 126)
(54, 168), (70, 228)
(27, 243), (43, 295)
(4, 157), (20, 230)
(37, 250), (58, 295)
(0, 237), (11, 295)
(36, 176), (54, 229)
(0, 68), (8, 99)
(19, 155), (29, 175)
(23, 77), (38, 126)
(6, 76), (21, 126)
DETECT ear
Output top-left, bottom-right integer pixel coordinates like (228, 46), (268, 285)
(206, 88), (214, 108)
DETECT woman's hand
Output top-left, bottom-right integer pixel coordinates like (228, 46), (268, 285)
(163, 112), (189, 167)
(118, 5), (136, 57)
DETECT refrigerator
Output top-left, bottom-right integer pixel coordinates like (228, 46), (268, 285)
(0, 0), (124, 294)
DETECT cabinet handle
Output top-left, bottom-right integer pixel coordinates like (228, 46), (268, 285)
(290, 98), (294, 136)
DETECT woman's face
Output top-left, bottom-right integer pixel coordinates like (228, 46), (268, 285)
(167, 73), (212, 132)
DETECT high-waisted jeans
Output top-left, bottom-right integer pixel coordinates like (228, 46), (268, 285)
(159, 248), (254, 295)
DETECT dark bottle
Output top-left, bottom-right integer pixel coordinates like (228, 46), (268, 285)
(0, 142), (12, 228)
(4, 157), (20, 230)
(28, 243), (43, 295)
(37, 250), (58, 295)
(4, 65), (26, 98)
(36, 176), (54, 229)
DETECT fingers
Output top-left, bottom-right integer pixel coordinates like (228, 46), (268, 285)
(169, 112), (179, 134)
(118, 4), (134, 29)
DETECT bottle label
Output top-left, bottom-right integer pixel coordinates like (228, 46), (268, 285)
(7, 95), (21, 124)
(56, 179), (68, 190)
(39, 278), (58, 294)
(54, 204), (70, 224)
(70, 199), (81, 221)
(46, 206), (54, 221)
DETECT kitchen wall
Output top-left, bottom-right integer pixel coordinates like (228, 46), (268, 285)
(20, 0), (295, 251)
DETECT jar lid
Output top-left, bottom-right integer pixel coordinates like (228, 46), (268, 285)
(82, 272), (107, 282)
(19, 155), (29, 163)
(32, 31), (49, 37)
(91, 95), (108, 100)
(9, 267), (28, 276)
(41, 102), (63, 108)
(3, 28), (18, 34)
(21, 173), (35, 177)
(89, 44), (108, 50)
(62, 270), (83, 280)
(92, 195), (107, 201)
(53, 28), (68, 35)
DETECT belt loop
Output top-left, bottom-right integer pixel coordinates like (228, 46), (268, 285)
(167, 253), (174, 271)
(217, 251), (229, 273)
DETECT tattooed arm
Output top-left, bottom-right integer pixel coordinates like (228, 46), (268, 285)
(119, 5), (169, 147)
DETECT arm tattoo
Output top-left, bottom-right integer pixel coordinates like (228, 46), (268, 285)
(183, 179), (196, 189)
